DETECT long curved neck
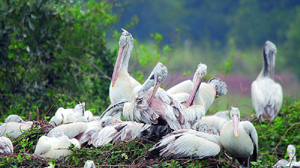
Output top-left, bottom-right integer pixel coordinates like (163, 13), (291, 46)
(262, 49), (269, 77)
(120, 42), (133, 73)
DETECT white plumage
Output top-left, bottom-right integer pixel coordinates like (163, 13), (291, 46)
(34, 130), (78, 159)
(149, 129), (221, 159)
(220, 107), (258, 167)
(251, 41), (283, 122)
(0, 137), (13, 154)
(109, 29), (141, 105)
(0, 122), (32, 138)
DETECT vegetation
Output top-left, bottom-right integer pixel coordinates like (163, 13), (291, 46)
(0, 99), (299, 167)
(1, 0), (300, 167)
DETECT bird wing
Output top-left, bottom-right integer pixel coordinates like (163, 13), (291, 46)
(167, 80), (193, 95)
(99, 100), (129, 119)
(47, 122), (88, 139)
(34, 136), (52, 155)
(252, 78), (283, 121)
(155, 89), (191, 129)
(0, 137), (13, 153)
(151, 130), (220, 159)
(241, 121), (258, 161)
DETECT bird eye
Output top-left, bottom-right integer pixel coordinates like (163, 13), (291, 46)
(158, 76), (162, 82)
(150, 75), (154, 80)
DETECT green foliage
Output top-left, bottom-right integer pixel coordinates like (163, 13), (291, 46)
(284, 6), (300, 79)
(1, 99), (300, 167)
(252, 99), (300, 166)
(0, 0), (118, 119)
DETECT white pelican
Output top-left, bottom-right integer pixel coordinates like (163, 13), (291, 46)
(88, 119), (150, 147)
(251, 41), (283, 122)
(122, 62), (190, 131)
(109, 29), (140, 104)
(84, 160), (96, 168)
(220, 107), (258, 167)
(5, 114), (25, 123)
(173, 63), (227, 124)
(34, 129), (79, 159)
(5, 114), (33, 125)
(149, 129), (221, 159)
(0, 137), (13, 153)
(0, 122), (32, 138)
(49, 102), (86, 126)
(273, 144), (300, 167)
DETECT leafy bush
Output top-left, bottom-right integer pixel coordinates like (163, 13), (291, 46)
(0, 0), (118, 120)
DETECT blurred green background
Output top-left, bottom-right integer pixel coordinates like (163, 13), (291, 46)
(1, 0), (300, 120)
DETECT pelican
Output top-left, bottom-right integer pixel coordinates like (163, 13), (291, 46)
(251, 41), (283, 122)
(0, 122), (32, 138)
(34, 129), (79, 159)
(273, 144), (300, 167)
(88, 119), (150, 147)
(84, 160), (96, 168)
(49, 102), (86, 126)
(5, 114), (33, 125)
(0, 137), (13, 153)
(173, 63), (227, 123)
(220, 107), (258, 167)
(109, 29), (140, 105)
(149, 129), (221, 159)
(122, 62), (190, 131)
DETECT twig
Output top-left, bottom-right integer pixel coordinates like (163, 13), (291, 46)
(272, 122), (300, 157)
(37, 108), (39, 122)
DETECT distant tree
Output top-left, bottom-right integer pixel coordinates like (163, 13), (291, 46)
(284, 7), (300, 79)
(0, 0), (118, 118)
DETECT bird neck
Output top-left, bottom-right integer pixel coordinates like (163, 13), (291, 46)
(262, 49), (270, 77)
(120, 42), (133, 73)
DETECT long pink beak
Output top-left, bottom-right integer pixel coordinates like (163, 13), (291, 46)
(111, 45), (126, 87)
(186, 77), (202, 108)
(233, 115), (239, 138)
(148, 82), (161, 106)
(289, 152), (295, 162)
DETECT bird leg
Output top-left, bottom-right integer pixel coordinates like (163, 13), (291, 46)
(247, 155), (250, 168)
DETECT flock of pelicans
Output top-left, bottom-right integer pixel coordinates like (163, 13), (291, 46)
(0, 29), (296, 167)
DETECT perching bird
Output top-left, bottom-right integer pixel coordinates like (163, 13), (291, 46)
(34, 129), (79, 159)
(251, 41), (283, 122)
(0, 122), (32, 138)
(49, 102), (88, 126)
(0, 136), (13, 154)
(220, 107), (258, 167)
(109, 29), (141, 105)
(149, 129), (222, 159)
(273, 144), (300, 167)
(122, 62), (190, 131)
